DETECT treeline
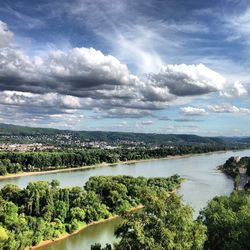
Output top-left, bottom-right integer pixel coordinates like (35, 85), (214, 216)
(92, 190), (250, 250)
(0, 144), (240, 175)
(0, 175), (181, 249)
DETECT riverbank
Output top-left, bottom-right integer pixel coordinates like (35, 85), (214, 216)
(33, 204), (144, 249)
(2, 148), (243, 249)
(0, 150), (229, 180)
(32, 187), (179, 250)
(218, 155), (250, 190)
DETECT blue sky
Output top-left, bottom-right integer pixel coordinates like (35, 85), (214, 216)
(0, 0), (249, 136)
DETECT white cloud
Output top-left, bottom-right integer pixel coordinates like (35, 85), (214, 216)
(0, 91), (81, 109)
(0, 46), (147, 101)
(0, 20), (13, 48)
(208, 104), (250, 114)
(0, 18), (248, 124)
(220, 81), (248, 98)
(149, 64), (226, 96)
(181, 106), (208, 116)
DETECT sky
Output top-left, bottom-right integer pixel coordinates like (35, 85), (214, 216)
(0, 0), (250, 136)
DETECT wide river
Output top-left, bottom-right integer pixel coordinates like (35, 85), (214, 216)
(1, 149), (250, 250)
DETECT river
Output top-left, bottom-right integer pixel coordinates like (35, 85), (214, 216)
(1, 149), (250, 250)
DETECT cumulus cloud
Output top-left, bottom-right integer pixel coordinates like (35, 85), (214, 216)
(0, 47), (143, 96)
(181, 106), (208, 116)
(0, 19), (247, 123)
(149, 64), (226, 96)
(220, 81), (248, 98)
(208, 104), (250, 114)
(0, 91), (81, 109)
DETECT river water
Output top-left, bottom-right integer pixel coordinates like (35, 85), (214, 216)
(1, 149), (250, 250)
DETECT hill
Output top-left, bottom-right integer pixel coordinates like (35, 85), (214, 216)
(0, 123), (249, 146)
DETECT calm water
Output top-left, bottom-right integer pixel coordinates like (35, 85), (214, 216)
(1, 149), (250, 250)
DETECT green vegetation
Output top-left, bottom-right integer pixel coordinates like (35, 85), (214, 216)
(1, 154), (249, 250)
(200, 190), (250, 250)
(92, 190), (250, 250)
(113, 194), (207, 250)
(0, 144), (240, 176)
(0, 175), (181, 249)
(219, 156), (250, 189)
(0, 159), (22, 175)
(92, 156), (250, 250)
(92, 193), (207, 250)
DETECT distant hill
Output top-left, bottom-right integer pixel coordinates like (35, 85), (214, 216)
(0, 123), (249, 146)
(0, 123), (60, 136)
(218, 136), (250, 145)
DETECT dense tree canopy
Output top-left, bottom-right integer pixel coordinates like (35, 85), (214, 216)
(0, 175), (182, 249)
(92, 194), (207, 250)
(113, 194), (207, 250)
(199, 190), (250, 250)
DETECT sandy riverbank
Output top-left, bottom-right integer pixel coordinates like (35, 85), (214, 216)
(0, 151), (217, 181)
(32, 204), (144, 249)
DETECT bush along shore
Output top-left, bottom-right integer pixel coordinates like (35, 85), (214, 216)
(0, 175), (182, 249)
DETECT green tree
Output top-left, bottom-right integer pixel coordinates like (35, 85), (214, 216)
(69, 207), (85, 222)
(0, 184), (22, 205)
(200, 190), (250, 250)
(114, 194), (206, 250)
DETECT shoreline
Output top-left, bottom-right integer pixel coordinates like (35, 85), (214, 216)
(32, 204), (144, 250)
(32, 187), (179, 250)
(0, 150), (235, 181)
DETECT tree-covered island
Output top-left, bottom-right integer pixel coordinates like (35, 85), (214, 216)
(0, 175), (182, 249)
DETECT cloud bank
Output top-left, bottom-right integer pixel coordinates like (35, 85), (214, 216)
(0, 19), (248, 123)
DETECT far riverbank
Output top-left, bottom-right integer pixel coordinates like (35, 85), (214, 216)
(0, 150), (229, 181)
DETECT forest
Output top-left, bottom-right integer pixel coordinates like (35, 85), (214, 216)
(0, 144), (242, 176)
(0, 173), (249, 250)
(0, 175), (182, 249)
